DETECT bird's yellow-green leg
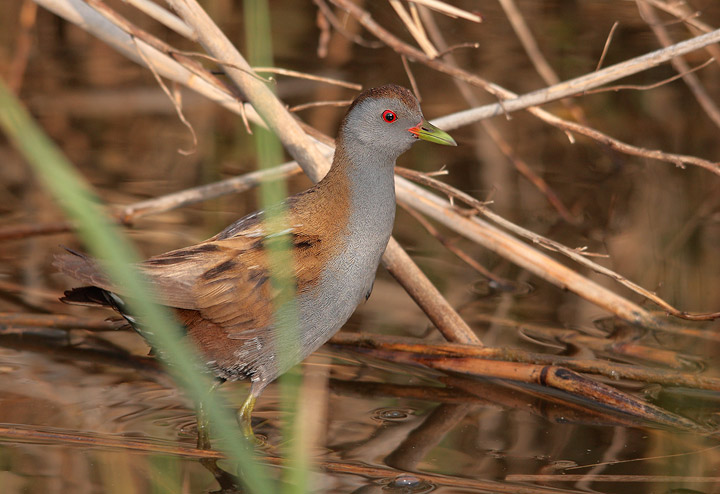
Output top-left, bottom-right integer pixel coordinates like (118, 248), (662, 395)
(238, 393), (257, 439)
(196, 380), (223, 450)
(237, 380), (268, 442)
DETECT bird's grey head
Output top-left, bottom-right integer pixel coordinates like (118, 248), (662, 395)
(339, 84), (425, 162)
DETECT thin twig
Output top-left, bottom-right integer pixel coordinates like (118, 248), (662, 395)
(252, 67), (361, 90)
(434, 41), (480, 58)
(7, 0), (38, 92)
(400, 55), (421, 102)
(395, 168), (720, 325)
(32, 0), (720, 327)
(419, 5), (580, 223)
(595, 21), (620, 71)
(289, 99), (353, 112)
(132, 35), (198, 155)
(637, 0), (720, 130)
(399, 202), (508, 283)
(389, 0), (438, 57)
(166, 0), (331, 182)
(643, 0), (720, 68)
(383, 237), (483, 345)
(332, 0), (720, 175)
(405, 0), (482, 23)
(330, 332), (720, 392)
(586, 57), (715, 94)
(312, 0), (384, 49)
(123, 0), (196, 40)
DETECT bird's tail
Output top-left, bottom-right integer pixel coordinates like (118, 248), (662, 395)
(60, 285), (113, 307)
(53, 247), (112, 291)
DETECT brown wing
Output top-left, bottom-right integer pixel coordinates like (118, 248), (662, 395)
(139, 229), (328, 335)
(56, 208), (335, 344)
(150, 229), (328, 380)
(53, 249), (112, 291)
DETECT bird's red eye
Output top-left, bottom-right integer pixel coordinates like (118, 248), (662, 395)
(382, 110), (397, 123)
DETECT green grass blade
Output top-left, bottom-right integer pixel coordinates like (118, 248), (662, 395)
(0, 77), (273, 493)
(244, 0), (310, 491)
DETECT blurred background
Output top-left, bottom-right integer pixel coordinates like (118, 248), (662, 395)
(1, 1), (720, 492)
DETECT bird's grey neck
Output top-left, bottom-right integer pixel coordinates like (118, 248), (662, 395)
(334, 143), (397, 232)
(287, 144), (398, 371)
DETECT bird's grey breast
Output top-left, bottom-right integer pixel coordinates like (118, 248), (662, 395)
(292, 160), (397, 363)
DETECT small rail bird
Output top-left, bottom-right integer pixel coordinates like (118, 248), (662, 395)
(55, 84), (456, 438)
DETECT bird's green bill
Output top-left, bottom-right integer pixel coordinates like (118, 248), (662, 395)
(408, 119), (457, 146)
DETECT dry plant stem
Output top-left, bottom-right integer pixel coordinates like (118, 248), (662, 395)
(477, 118), (578, 224)
(400, 55), (420, 100)
(0, 280), (67, 303)
(0, 427), (584, 494)
(132, 33), (198, 155)
(0, 332), (164, 375)
(330, 332), (720, 391)
(334, 0), (720, 110)
(506, 474), (720, 484)
(389, 0), (439, 57)
(495, 0), (587, 125)
(34, 0), (251, 119)
(8, 0), (38, 92)
(31, 1), (715, 330)
(586, 58), (715, 94)
(0, 312), (119, 331)
(375, 347), (703, 431)
(645, 0), (720, 66)
(443, 374), (648, 430)
(405, 0), (482, 23)
(417, 6), (578, 224)
(399, 202), (508, 284)
(0, 164), (304, 239)
(0, 221), (74, 241)
(116, 162), (303, 224)
(524, 108), (720, 177)
(596, 22), (620, 71)
(37, 0), (719, 175)
(86, 0), (237, 102)
(396, 167), (720, 322)
(519, 326), (697, 370)
(332, 0), (720, 175)
(123, 0), (196, 40)
(155, 0), (480, 346)
(251, 67), (361, 90)
(312, 0), (384, 49)
(330, 379), (478, 405)
(384, 403), (472, 471)
(637, 0), (720, 130)
(498, 0), (559, 85)
(165, 0), (331, 183)
(382, 237), (482, 345)
(289, 99), (354, 112)
(31, 0), (475, 345)
(396, 179), (701, 333)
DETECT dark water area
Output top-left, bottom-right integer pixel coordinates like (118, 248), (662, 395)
(1, 1), (720, 493)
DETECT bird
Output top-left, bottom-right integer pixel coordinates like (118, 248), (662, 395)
(55, 84), (456, 439)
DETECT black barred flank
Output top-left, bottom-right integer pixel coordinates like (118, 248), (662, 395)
(148, 244), (221, 265)
(193, 244), (221, 253)
(294, 238), (317, 250)
(145, 256), (187, 266)
(202, 259), (237, 280)
(253, 274), (269, 290)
